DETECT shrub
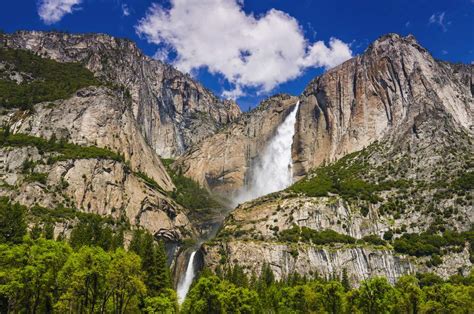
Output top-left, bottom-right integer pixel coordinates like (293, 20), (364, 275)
(361, 234), (386, 246)
(279, 226), (356, 245)
(452, 171), (474, 191)
(383, 230), (394, 241)
(24, 172), (48, 184)
(394, 230), (471, 257)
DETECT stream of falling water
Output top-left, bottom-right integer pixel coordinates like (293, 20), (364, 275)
(177, 250), (197, 304)
(233, 101), (300, 205)
(176, 101), (300, 303)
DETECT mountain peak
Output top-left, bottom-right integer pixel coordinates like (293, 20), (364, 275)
(366, 33), (428, 56)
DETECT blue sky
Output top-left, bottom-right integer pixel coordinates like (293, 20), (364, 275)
(1, 0), (473, 110)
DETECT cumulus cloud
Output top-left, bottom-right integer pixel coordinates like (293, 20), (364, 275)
(37, 0), (82, 24)
(136, 0), (352, 98)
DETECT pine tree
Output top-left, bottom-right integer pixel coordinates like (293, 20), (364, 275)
(261, 263), (275, 287)
(129, 229), (144, 256)
(215, 265), (223, 279)
(341, 268), (351, 291)
(30, 224), (42, 240)
(43, 222), (54, 240)
(133, 230), (171, 295)
(0, 199), (27, 244)
(155, 240), (172, 291)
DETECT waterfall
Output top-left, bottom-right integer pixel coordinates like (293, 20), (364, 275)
(177, 250), (197, 304)
(175, 101), (299, 302)
(233, 101), (300, 205)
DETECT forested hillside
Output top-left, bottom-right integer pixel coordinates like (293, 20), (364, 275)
(1, 201), (472, 313)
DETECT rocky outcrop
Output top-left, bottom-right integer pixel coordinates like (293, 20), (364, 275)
(5, 86), (173, 191)
(0, 146), (194, 241)
(203, 240), (471, 286)
(175, 94), (298, 194)
(1, 31), (241, 157)
(293, 33), (473, 177)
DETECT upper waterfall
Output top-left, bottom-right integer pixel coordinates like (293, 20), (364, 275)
(233, 101), (300, 205)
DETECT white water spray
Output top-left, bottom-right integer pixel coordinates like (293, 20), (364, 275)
(177, 250), (197, 304)
(233, 101), (300, 205)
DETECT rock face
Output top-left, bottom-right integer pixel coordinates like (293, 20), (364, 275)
(203, 34), (473, 285)
(177, 34), (472, 195)
(0, 145), (193, 242)
(204, 240), (471, 286)
(204, 179), (472, 284)
(1, 31), (241, 157)
(176, 94), (299, 195)
(204, 241), (414, 284)
(6, 86), (173, 191)
(293, 33), (473, 177)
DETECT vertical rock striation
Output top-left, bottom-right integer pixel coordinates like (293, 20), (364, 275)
(293, 33), (473, 176)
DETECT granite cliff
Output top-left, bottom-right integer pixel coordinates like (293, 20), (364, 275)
(200, 34), (473, 285)
(0, 31), (472, 287)
(0, 31), (242, 246)
(292, 33), (473, 177)
(178, 34), (473, 193)
(1, 31), (241, 158)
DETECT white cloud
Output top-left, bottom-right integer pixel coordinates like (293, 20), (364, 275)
(429, 12), (449, 32)
(300, 38), (353, 69)
(121, 4), (130, 17)
(222, 85), (245, 99)
(136, 0), (352, 98)
(37, 0), (82, 24)
(153, 48), (169, 62)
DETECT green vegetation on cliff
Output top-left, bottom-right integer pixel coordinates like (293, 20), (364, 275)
(393, 229), (474, 260)
(279, 225), (357, 245)
(0, 48), (100, 109)
(161, 158), (222, 211)
(0, 128), (125, 163)
(289, 149), (411, 204)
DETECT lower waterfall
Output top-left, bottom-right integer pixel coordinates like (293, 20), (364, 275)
(177, 250), (197, 304)
(233, 101), (300, 205)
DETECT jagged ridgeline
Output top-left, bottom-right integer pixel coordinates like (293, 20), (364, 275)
(0, 31), (242, 158)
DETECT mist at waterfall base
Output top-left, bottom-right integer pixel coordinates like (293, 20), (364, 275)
(232, 101), (300, 206)
(176, 102), (300, 303)
(177, 250), (197, 304)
